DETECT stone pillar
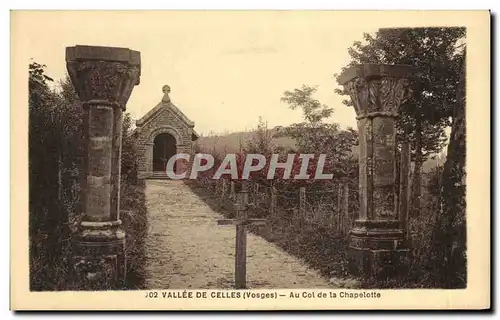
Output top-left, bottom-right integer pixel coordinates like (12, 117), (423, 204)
(66, 45), (141, 289)
(337, 64), (417, 279)
(145, 142), (154, 174)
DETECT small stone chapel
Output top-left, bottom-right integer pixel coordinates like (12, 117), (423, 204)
(133, 85), (199, 179)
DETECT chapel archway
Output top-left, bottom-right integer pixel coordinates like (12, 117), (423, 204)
(152, 133), (177, 172)
(134, 86), (199, 179)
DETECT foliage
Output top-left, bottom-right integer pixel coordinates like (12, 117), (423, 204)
(120, 181), (148, 290)
(428, 56), (467, 288)
(245, 116), (276, 156)
(29, 63), (80, 290)
(29, 62), (145, 290)
(121, 112), (139, 185)
(281, 85), (334, 126)
(426, 164), (444, 201)
(279, 85), (358, 180)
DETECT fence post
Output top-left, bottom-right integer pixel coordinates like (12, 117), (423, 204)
(399, 142), (411, 240)
(57, 151), (63, 202)
(270, 185), (276, 217)
(342, 182), (349, 235)
(328, 182), (335, 227)
(299, 187), (306, 222)
(337, 184), (342, 232)
(221, 179), (227, 199)
(230, 181), (235, 200)
(253, 182), (259, 207)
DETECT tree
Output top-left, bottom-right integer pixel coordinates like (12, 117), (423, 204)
(429, 53), (466, 288)
(245, 116), (276, 156)
(29, 62), (72, 290)
(280, 85), (358, 180)
(121, 112), (139, 185)
(334, 27), (466, 217)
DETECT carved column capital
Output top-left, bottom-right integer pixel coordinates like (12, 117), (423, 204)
(338, 64), (417, 119)
(66, 45), (141, 110)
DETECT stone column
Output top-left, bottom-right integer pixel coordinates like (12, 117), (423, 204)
(145, 142), (154, 174)
(66, 45), (141, 289)
(337, 64), (417, 279)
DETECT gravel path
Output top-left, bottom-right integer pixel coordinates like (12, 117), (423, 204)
(143, 180), (332, 289)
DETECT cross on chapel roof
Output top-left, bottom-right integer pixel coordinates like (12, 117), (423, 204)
(162, 84), (171, 102)
(133, 84), (199, 141)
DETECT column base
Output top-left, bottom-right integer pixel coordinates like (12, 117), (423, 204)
(348, 220), (410, 279)
(72, 220), (126, 290)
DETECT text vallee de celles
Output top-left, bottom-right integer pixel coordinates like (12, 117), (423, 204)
(149, 291), (382, 299)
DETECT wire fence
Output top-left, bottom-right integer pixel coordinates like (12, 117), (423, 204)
(198, 178), (359, 236)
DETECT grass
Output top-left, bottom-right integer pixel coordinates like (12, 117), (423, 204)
(29, 179), (149, 291)
(120, 179), (149, 290)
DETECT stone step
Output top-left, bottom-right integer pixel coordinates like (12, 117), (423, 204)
(149, 171), (170, 180)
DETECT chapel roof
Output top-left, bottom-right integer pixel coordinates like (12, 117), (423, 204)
(134, 85), (199, 141)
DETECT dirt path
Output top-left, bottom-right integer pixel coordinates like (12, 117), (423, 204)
(143, 180), (332, 289)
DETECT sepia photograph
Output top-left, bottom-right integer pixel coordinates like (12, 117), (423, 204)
(10, 10), (490, 310)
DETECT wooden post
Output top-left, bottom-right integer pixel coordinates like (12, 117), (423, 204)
(337, 184), (343, 231)
(218, 182), (266, 290)
(328, 183), (335, 227)
(299, 187), (306, 221)
(57, 151), (63, 202)
(270, 185), (276, 217)
(394, 145), (401, 220)
(399, 142), (411, 240)
(342, 182), (349, 234)
(235, 187), (247, 289)
(221, 179), (227, 202)
(253, 183), (259, 206)
(230, 181), (236, 200)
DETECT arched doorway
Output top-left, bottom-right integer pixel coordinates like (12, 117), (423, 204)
(152, 133), (177, 172)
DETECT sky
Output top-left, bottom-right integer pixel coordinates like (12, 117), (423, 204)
(15, 11), (384, 135)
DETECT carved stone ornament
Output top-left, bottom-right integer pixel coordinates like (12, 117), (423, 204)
(338, 64), (416, 119)
(344, 78), (367, 116)
(66, 45), (141, 109)
(379, 77), (411, 114)
(162, 85), (171, 102)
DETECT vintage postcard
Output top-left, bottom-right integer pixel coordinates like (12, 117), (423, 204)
(11, 10), (490, 310)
